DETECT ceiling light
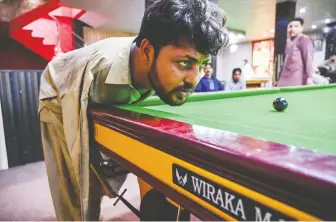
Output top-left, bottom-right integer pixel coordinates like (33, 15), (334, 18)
(325, 19), (330, 24)
(270, 29), (275, 33)
(229, 32), (238, 44)
(230, 44), (238, 53)
(324, 27), (330, 33)
(299, 8), (306, 14)
(312, 25), (317, 29)
(229, 38), (238, 44)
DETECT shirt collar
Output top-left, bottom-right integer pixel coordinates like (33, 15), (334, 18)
(103, 37), (155, 103)
(104, 37), (136, 85)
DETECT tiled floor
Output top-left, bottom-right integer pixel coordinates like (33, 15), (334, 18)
(0, 161), (140, 221)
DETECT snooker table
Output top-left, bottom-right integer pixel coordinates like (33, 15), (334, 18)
(90, 84), (336, 221)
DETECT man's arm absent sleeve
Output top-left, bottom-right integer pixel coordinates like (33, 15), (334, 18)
(301, 36), (314, 78)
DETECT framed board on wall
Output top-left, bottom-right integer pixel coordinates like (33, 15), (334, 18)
(252, 39), (275, 77)
(314, 39), (323, 52)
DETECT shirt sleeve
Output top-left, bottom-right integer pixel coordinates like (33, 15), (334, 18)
(195, 81), (203, 92)
(300, 36), (314, 78)
(241, 82), (246, 90)
(225, 82), (231, 91)
(89, 67), (110, 104)
(89, 67), (132, 104)
(218, 80), (224, 91)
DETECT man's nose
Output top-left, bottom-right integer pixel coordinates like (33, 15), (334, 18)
(184, 69), (200, 86)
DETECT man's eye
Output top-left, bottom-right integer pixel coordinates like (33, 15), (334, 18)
(178, 61), (192, 69)
(199, 63), (207, 72)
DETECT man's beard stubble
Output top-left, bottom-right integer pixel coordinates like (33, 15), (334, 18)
(148, 59), (194, 106)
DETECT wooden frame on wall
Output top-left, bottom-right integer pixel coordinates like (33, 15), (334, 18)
(83, 27), (136, 45)
(252, 38), (275, 77)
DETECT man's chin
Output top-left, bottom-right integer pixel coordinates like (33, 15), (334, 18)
(169, 98), (187, 106)
(157, 91), (190, 106)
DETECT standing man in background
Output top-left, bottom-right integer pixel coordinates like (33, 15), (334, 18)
(277, 17), (314, 87)
(195, 63), (224, 92)
(241, 59), (254, 81)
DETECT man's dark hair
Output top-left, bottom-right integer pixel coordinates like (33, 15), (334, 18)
(135, 0), (229, 56)
(232, 68), (241, 74)
(290, 17), (304, 25)
(204, 63), (212, 67)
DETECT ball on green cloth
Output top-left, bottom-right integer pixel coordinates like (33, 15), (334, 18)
(273, 97), (288, 112)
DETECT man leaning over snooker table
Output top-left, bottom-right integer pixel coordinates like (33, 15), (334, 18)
(38, 0), (229, 220)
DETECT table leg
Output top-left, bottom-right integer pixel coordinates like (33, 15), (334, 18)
(138, 178), (190, 221)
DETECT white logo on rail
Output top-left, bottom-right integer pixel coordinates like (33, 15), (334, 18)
(176, 169), (188, 186)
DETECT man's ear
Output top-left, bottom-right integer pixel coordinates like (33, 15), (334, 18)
(139, 39), (155, 65)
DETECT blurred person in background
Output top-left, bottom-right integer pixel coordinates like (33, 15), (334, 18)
(225, 68), (246, 91)
(319, 55), (336, 72)
(195, 63), (224, 92)
(312, 68), (329, 85)
(317, 55), (336, 83)
(277, 17), (314, 87)
(241, 59), (254, 81)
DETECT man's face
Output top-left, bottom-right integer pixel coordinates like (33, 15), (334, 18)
(288, 21), (303, 38)
(330, 55), (336, 63)
(149, 43), (210, 106)
(233, 71), (241, 82)
(203, 64), (213, 78)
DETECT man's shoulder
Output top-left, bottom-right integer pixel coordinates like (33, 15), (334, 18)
(50, 36), (135, 70)
(92, 36), (136, 47)
(199, 76), (207, 82)
(55, 36), (136, 60)
(213, 77), (222, 83)
(225, 79), (233, 85)
(300, 34), (311, 39)
(299, 34), (313, 43)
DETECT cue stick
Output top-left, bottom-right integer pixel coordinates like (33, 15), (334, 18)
(176, 206), (181, 221)
(89, 164), (141, 218)
(112, 188), (141, 218)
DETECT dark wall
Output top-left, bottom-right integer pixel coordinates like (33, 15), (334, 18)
(73, 19), (91, 49)
(326, 22), (336, 59)
(0, 22), (47, 167)
(0, 22), (48, 70)
(273, 0), (296, 81)
(0, 70), (43, 168)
